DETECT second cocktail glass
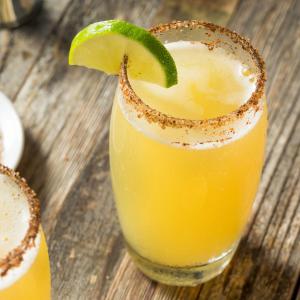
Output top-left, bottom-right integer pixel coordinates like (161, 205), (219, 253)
(0, 165), (51, 299)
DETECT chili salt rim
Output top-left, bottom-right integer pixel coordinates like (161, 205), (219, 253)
(119, 20), (266, 132)
(0, 164), (40, 277)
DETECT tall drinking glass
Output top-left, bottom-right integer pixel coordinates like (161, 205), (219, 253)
(110, 21), (267, 286)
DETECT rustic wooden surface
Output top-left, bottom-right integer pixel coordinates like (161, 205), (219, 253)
(0, 0), (299, 299)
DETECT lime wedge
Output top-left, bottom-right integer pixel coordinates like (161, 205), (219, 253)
(69, 20), (177, 87)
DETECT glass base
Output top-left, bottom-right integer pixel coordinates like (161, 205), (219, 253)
(127, 244), (236, 286)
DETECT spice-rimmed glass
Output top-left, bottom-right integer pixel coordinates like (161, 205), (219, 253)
(110, 20), (267, 286)
(0, 165), (51, 298)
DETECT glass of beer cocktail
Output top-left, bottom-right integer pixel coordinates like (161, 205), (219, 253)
(110, 21), (267, 286)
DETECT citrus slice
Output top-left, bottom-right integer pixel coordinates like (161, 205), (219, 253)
(69, 20), (177, 87)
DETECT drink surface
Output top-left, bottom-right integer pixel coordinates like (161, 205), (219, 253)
(0, 171), (51, 299)
(130, 41), (256, 119)
(110, 41), (267, 266)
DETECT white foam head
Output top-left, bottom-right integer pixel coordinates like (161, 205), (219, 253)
(0, 168), (40, 290)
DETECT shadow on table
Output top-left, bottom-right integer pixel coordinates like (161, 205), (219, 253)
(120, 234), (297, 299)
(18, 129), (50, 212)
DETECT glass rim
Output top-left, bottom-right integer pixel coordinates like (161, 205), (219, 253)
(119, 20), (266, 131)
(0, 164), (40, 278)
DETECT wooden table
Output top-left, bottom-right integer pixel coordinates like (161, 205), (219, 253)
(0, 0), (299, 299)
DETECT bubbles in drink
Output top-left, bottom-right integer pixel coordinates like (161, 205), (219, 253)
(0, 174), (30, 259)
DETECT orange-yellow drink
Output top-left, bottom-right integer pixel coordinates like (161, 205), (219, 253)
(0, 166), (51, 299)
(110, 21), (267, 285)
(0, 231), (50, 300)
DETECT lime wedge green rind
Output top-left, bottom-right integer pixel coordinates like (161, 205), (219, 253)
(69, 20), (177, 87)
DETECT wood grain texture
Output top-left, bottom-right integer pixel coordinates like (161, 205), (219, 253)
(0, 0), (71, 100)
(1, 0), (299, 299)
(153, 0), (239, 25)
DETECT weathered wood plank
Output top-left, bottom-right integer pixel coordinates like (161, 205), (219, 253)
(153, 0), (239, 25)
(0, 0), (71, 100)
(103, 0), (300, 299)
(294, 278), (300, 300)
(49, 127), (126, 299)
